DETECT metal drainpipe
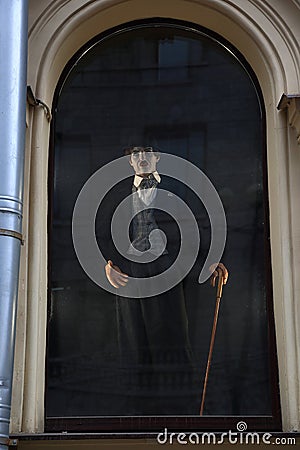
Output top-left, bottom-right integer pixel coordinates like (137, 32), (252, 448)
(0, 1), (28, 449)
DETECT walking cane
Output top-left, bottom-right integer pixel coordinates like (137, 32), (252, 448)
(199, 265), (226, 415)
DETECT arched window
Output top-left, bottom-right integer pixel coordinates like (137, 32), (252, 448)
(47, 20), (280, 432)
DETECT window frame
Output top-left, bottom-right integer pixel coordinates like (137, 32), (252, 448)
(46, 18), (281, 434)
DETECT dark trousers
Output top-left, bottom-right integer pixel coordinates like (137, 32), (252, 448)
(116, 256), (199, 415)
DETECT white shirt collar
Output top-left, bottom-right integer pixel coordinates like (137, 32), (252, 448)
(133, 171), (161, 188)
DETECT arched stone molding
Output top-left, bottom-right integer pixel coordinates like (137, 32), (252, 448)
(27, 0), (300, 105)
(13, 0), (300, 434)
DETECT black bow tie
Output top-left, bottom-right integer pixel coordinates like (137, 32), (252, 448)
(139, 175), (158, 189)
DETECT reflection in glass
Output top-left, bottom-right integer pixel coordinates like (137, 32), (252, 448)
(47, 24), (271, 417)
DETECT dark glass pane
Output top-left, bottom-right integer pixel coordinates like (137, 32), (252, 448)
(47, 24), (271, 417)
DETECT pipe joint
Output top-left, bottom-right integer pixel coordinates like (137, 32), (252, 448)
(0, 197), (22, 217)
(0, 229), (23, 245)
(0, 196), (23, 241)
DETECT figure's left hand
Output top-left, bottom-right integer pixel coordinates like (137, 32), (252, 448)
(210, 262), (229, 287)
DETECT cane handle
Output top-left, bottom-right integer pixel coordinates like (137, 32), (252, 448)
(216, 267), (224, 299)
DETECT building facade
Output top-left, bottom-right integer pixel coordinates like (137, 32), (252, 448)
(3, 0), (300, 448)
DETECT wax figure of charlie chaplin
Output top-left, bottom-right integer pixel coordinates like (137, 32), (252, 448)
(97, 139), (228, 415)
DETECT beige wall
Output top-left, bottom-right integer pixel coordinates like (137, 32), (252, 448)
(11, 0), (300, 437)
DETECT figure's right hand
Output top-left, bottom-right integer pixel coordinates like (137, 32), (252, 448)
(105, 260), (129, 289)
